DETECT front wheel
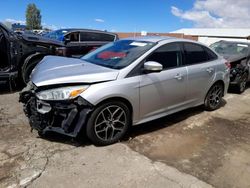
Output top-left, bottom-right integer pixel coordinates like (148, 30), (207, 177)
(86, 101), (131, 146)
(204, 83), (224, 111)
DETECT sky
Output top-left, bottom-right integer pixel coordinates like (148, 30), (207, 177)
(1, 0), (250, 32)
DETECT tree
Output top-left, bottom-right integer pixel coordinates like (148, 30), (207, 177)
(25, 3), (42, 30)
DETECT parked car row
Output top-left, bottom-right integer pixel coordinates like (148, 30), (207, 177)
(20, 37), (231, 145)
(0, 23), (118, 85)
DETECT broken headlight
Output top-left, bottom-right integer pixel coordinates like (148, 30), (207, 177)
(36, 86), (89, 101)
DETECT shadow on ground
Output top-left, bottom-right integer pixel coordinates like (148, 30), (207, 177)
(125, 99), (226, 141)
(39, 131), (92, 147)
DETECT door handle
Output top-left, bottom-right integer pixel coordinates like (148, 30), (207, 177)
(206, 67), (214, 73)
(174, 73), (183, 80)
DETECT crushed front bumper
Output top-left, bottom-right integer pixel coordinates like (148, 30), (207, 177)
(19, 85), (93, 137)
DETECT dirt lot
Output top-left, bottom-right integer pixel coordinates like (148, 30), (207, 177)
(127, 87), (250, 188)
(0, 84), (250, 188)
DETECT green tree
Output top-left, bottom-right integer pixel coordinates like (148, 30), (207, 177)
(25, 3), (42, 30)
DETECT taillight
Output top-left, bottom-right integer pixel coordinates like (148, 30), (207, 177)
(225, 61), (231, 69)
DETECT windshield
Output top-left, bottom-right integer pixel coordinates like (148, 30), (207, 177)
(210, 42), (249, 56)
(81, 40), (155, 69)
(44, 29), (69, 41)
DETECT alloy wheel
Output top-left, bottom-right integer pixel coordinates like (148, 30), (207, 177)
(208, 85), (223, 109)
(94, 105), (127, 142)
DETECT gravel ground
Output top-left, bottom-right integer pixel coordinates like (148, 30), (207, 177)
(0, 84), (249, 188)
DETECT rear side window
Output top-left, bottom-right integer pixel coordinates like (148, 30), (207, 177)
(204, 46), (218, 60)
(146, 43), (182, 69)
(65, 32), (80, 42)
(184, 43), (208, 65)
(80, 32), (115, 42)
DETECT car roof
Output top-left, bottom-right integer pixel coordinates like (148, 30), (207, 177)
(121, 36), (199, 43)
(56, 28), (117, 35)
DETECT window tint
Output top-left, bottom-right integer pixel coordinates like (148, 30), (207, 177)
(204, 46), (218, 60)
(146, 43), (181, 69)
(65, 32), (80, 42)
(184, 43), (208, 65)
(82, 40), (155, 69)
(80, 32), (115, 42)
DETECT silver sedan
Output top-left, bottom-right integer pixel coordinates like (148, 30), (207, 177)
(20, 37), (230, 145)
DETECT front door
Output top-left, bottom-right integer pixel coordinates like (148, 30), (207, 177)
(139, 42), (187, 121)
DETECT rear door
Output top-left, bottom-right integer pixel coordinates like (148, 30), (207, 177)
(139, 42), (188, 120)
(183, 42), (218, 104)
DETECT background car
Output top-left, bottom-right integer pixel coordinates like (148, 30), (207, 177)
(210, 40), (250, 93)
(0, 23), (118, 86)
(20, 37), (230, 145)
(44, 28), (118, 58)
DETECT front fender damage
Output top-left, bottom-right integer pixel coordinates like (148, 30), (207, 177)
(19, 85), (93, 137)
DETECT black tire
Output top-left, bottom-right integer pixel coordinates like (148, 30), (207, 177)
(204, 83), (224, 111)
(236, 72), (248, 94)
(86, 101), (131, 146)
(22, 56), (43, 84)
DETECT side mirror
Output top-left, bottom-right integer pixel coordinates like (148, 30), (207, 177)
(144, 61), (163, 73)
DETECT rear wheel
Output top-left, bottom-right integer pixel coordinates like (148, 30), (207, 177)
(86, 101), (130, 146)
(236, 72), (248, 94)
(204, 83), (224, 111)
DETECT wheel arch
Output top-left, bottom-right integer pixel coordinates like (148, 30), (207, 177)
(20, 52), (47, 83)
(21, 52), (46, 71)
(213, 80), (225, 95)
(205, 80), (225, 101)
(94, 97), (134, 123)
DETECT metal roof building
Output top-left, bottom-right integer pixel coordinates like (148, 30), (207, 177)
(171, 28), (250, 45)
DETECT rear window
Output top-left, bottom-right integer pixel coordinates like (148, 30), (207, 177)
(80, 32), (115, 42)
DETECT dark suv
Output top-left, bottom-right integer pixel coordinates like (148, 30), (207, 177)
(0, 23), (118, 86)
(44, 29), (118, 57)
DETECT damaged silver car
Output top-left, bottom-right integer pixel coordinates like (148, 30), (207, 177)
(20, 37), (230, 145)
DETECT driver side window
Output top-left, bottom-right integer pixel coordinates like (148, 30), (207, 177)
(65, 32), (80, 42)
(146, 43), (182, 70)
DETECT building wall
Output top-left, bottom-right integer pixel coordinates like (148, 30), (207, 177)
(116, 32), (198, 41)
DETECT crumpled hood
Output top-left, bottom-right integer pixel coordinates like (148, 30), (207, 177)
(31, 56), (119, 87)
